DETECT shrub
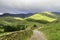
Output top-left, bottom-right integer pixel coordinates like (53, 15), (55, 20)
(33, 24), (37, 27)
(0, 24), (27, 32)
(17, 25), (26, 30)
(3, 25), (17, 32)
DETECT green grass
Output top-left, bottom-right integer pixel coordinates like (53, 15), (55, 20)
(0, 16), (34, 40)
(41, 12), (55, 16)
(25, 14), (56, 22)
(14, 17), (24, 20)
(39, 22), (60, 40)
(0, 13), (59, 40)
(0, 16), (42, 32)
(40, 12), (56, 18)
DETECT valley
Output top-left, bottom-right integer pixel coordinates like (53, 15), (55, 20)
(0, 12), (60, 40)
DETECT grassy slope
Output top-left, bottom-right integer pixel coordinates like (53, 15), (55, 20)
(38, 13), (60, 40)
(0, 16), (42, 32)
(0, 30), (33, 40)
(39, 22), (60, 40)
(40, 12), (57, 18)
(0, 17), (34, 40)
(14, 17), (24, 20)
(0, 12), (59, 40)
(41, 12), (55, 16)
(25, 13), (56, 22)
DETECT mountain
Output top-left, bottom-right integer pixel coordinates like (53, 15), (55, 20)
(0, 12), (60, 18)
(52, 12), (60, 18)
(52, 12), (60, 14)
(0, 13), (34, 18)
(0, 16), (24, 25)
(25, 12), (56, 23)
(40, 12), (56, 18)
(0, 12), (59, 23)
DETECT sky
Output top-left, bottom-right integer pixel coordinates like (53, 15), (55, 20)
(0, 0), (60, 14)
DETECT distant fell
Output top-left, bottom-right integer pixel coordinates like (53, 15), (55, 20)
(25, 12), (57, 23)
(0, 13), (34, 18)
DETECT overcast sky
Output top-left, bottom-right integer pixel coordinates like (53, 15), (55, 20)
(0, 0), (60, 14)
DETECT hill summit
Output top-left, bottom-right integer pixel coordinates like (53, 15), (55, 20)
(25, 12), (56, 23)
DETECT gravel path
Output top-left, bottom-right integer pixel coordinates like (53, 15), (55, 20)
(30, 29), (47, 40)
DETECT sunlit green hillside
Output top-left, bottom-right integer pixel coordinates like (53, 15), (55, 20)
(0, 12), (60, 40)
(14, 17), (24, 20)
(42, 12), (55, 15)
(25, 12), (56, 22)
(40, 12), (56, 18)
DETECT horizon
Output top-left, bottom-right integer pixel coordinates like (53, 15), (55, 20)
(0, 11), (60, 15)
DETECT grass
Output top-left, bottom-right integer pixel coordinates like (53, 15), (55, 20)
(42, 12), (55, 16)
(39, 22), (60, 40)
(0, 13), (59, 40)
(0, 30), (33, 40)
(14, 17), (24, 20)
(25, 14), (56, 22)
(0, 16), (33, 40)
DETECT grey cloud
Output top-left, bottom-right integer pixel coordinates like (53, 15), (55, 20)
(0, 0), (60, 14)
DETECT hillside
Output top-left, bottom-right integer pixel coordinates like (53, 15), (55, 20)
(0, 17), (24, 23)
(52, 12), (60, 18)
(0, 16), (42, 32)
(39, 20), (60, 40)
(40, 12), (56, 18)
(0, 12), (60, 40)
(25, 12), (56, 23)
(0, 16), (25, 33)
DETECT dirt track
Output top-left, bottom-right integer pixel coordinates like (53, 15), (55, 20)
(30, 29), (47, 40)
